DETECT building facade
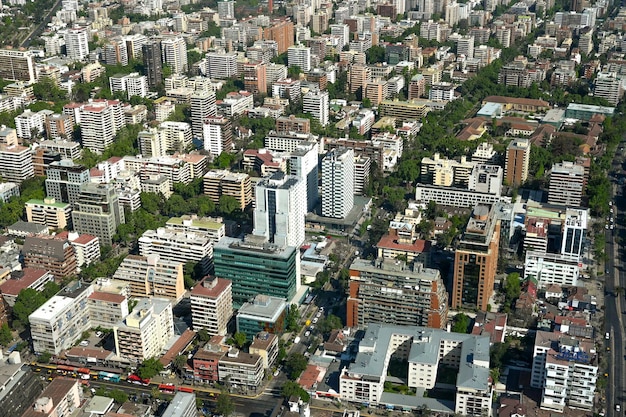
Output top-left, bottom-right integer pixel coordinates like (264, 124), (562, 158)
(190, 277), (233, 336)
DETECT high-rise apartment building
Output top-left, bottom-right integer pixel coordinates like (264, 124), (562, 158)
(243, 62), (267, 96)
(113, 254), (185, 301)
(72, 183), (125, 246)
(289, 141), (318, 212)
(0, 49), (36, 83)
(103, 39), (129, 66)
(74, 99), (125, 154)
(23, 236), (77, 279)
(322, 148), (354, 219)
(64, 26), (89, 60)
(457, 35), (475, 58)
(347, 258), (448, 329)
(217, 0), (235, 19)
(561, 208), (587, 258)
(213, 235), (299, 308)
(452, 204), (500, 310)
(253, 172), (306, 247)
(349, 64), (371, 93)
(160, 121), (193, 152)
(25, 198), (72, 230)
(203, 169), (252, 210)
(190, 90), (217, 139)
(205, 52), (238, 79)
(594, 72), (622, 106)
(202, 116), (232, 157)
(263, 18), (295, 54)
(138, 128), (167, 157)
(161, 37), (188, 74)
(190, 277), (233, 336)
(287, 44), (312, 72)
(109, 73), (148, 99)
(302, 90), (329, 126)
(329, 24), (350, 51)
(548, 161), (585, 207)
(504, 138), (530, 187)
(142, 41), (163, 87)
(113, 297), (174, 363)
(266, 63), (287, 93)
(0, 142), (34, 183)
(45, 159), (90, 204)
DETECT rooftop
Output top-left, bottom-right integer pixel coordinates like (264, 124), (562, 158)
(238, 294), (287, 322)
(0, 268), (51, 296)
(22, 378), (78, 417)
(190, 277), (231, 299)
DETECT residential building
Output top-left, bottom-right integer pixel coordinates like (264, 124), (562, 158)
(191, 277), (232, 336)
(271, 78), (301, 102)
(138, 128), (167, 158)
(0, 182), (19, 203)
(205, 52), (238, 79)
(23, 236), (77, 279)
(524, 250), (580, 288)
(561, 208), (587, 258)
(166, 215), (225, 241)
(263, 19), (295, 54)
(88, 288), (129, 330)
(548, 162), (585, 207)
(72, 183), (124, 246)
(322, 148), (354, 219)
(531, 331), (597, 411)
(45, 159), (90, 204)
(288, 44), (312, 72)
(160, 121), (193, 153)
(594, 72), (622, 106)
(72, 99), (125, 154)
(112, 254), (185, 301)
(414, 184), (503, 208)
(0, 268), (53, 307)
(218, 91), (253, 117)
(113, 297), (174, 363)
(218, 348), (264, 392)
(276, 115), (310, 133)
(109, 73), (148, 99)
(203, 170), (252, 210)
(249, 332), (278, 369)
(143, 41), (163, 88)
(265, 63), (287, 93)
(63, 231), (99, 267)
(154, 97), (175, 122)
(349, 64), (371, 94)
(302, 90), (329, 126)
(123, 155), (192, 187)
(190, 90), (218, 139)
(213, 235), (299, 308)
(505, 138), (530, 187)
(347, 258), (448, 329)
(15, 110), (45, 139)
(203, 116), (232, 157)
(243, 62), (267, 96)
(452, 204), (500, 310)
(236, 294), (287, 340)
(192, 342), (227, 383)
(29, 281), (94, 354)
(44, 114), (73, 141)
(289, 141), (319, 212)
(0, 142), (34, 183)
(104, 39), (129, 66)
(253, 172), (306, 247)
(264, 130), (315, 153)
(138, 227), (215, 275)
(378, 99), (429, 122)
(161, 37), (188, 74)
(21, 378), (82, 417)
(0, 49), (36, 83)
(64, 27), (89, 60)
(339, 323), (492, 415)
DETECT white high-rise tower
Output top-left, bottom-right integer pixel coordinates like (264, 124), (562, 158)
(322, 148), (354, 219)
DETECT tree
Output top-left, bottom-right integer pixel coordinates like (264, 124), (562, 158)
(288, 65), (302, 79)
(13, 288), (47, 326)
(219, 195), (240, 215)
(197, 328), (210, 342)
(286, 304), (301, 332)
(451, 313), (471, 334)
(38, 351), (52, 363)
(317, 314), (342, 334)
(0, 323), (12, 346)
(366, 45), (386, 64)
(137, 357), (164, 379)
(285, 353), (308, 379)
(282, 381), (310, 402)
(233, 332), (247, 348)
(215, 391), (235, 417)
(173, 355), (188, 376)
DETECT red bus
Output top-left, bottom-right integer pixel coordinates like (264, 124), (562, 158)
(128, 374), (150, 386)
(177, 386), (193, 393)
(158, 383), (175, 393)
(57, 365), (76, 373)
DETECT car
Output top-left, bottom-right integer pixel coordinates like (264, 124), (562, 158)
(611, 224), (615, 230)
(316, 312), (322, 318)
(304, 331), (311, 337)
(616, 404), (621, 412)
(606, 332), (611, 340)
(273, 369), (280, 377)
(312, 318), (318, 324)
(95, 331), (103, 338)
(309, 325), (315, 330)
(606, 224), (609, 229)
(35, 368), (41, 372)
(79, 340), (89, 347)
(319, 307), (324, 312)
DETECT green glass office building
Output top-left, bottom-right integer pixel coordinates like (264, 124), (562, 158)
(213, 235), (298, 308)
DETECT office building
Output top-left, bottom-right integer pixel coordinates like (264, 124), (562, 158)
(347, 258), (448, 329)
(561, 208), (587, 258)
(302, 90), (329, 127)
(143, 41), (163, 88)
(287, 44), (312, 73)
(190, 90), (217, 139)
(72, 183), (125, 246)
(203, 116), (232, 157)
(0, 49), (36, 83)
(139, 227), (215, 275)
(263, 19), (294, 54)
(253, 172), (306, 248)
(113, 254), (185, 301)
(23, 236), (77, 279)
(548, 162), (585, 207)
(64, 26), (89, 60)
(45, 159), (90, 204)
(452, 204), (500, 310)
(213, 235), (299, 308)
(29, 281), (94, 354)
(161, 37), (188, 74)
(322, 148), (354, 219)
(505, 138), (530, 187)
(0, 142), (34, 183)
(339, 323), (492, 415)
(191, 277), (232, 336)
(531, 331), (597, 411)
(236, 294), (287, 340)
(203, 169), (252, 210)
(524, 250), (580, 288)
(243, 62), (267, 96)
(113, 297), (174, 363)
(205, 51), (238, 79)
(289, 141), (318, 211)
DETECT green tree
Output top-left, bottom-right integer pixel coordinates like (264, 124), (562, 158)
(317, 314), (342, 334)
(366, 45), (386, 64)
(137, 357), (164, 379)
(38, 351), (52, 363)
(286, 304), (301, 332)
(215, 391), (235, 417)
(173, 355), (188, 376)
(285, 353), (308, 379)
(451, 313), (471, 334)
(219, 195), (240, 215)
(0, 323), (12, 346)
(288, 65), (302, 79)
(281, 381), (310, 402)
(13, 288), (47, 326)
(233, 331), (247, 348)
(197, 328), (210, 342)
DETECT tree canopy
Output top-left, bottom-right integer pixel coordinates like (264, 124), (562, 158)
(137, 357), (164, 379)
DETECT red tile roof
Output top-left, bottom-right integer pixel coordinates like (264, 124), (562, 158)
(190, 277), (231, 299)
(0, 268), (50, 296)
(297, 364), (322, 390)
(376, 234), (431, 253)
(72, 234), (97, 245)
(160, 329), (196, 367)
(88, 291), (125, 303)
